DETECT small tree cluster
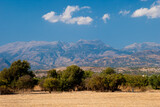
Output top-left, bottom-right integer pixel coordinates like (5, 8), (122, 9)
(2, 60), (160, 94)
(40, 67), (160, 93)
(0, 60), (37, 94)
(149, 75), (160, 89)
(123, 75), (148, 91)
(41, 65), (84, 93)
(85, 70), (125, 92)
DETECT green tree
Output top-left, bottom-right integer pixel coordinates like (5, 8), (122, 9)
(83, 70), (94, 79)
(0, 79), (11, 95)
(9, 60), (34, 81)
(102, 67), (116, 75)
(104, 74), (125, 91)
(43, 78), (59, 93)
(47, 69), (57, 78)
(0, 60), (35, 91)
(124, 75), (148, 90)
(16, 75), (35, 91)
(85, 74), (105, 91)
(0, 68), (13, 85)
(149, 75), (159, 89)
(60, 65), (84, 91)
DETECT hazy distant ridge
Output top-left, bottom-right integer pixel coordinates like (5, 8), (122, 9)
(0, 40), (160, 70)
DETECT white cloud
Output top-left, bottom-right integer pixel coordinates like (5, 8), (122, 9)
(140, 0), (148, 2)
(131, 5), (160, 18)
(102, 14), (110, 23)
(132, 1), (160, 18)
(42, 5), (93, 25)
(42, 11), (59, 23)
(81, 6), (90, 9)
(119, 10), (130, 16)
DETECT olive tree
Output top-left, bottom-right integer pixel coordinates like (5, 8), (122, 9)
(43, 78), (59, 93)
(60, 65), (84, 91)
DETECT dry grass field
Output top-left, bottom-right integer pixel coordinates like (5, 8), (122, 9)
(1, 91), (160, 107)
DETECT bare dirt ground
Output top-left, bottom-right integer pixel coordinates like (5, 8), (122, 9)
(1, 91), (160, 107)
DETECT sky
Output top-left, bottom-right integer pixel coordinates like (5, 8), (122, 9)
(0, 0), (160, 48)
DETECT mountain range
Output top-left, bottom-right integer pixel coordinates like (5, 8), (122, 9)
(0, 40), (160, 70)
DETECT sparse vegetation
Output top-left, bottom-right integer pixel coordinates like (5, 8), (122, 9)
(1, 59), (160, 94)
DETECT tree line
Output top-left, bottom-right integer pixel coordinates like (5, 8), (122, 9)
(0, 60), (160, 94)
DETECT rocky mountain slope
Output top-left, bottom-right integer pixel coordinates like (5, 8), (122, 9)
(0, 40), (160, 70)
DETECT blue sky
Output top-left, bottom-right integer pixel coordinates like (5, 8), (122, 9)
(0, 0), (160, 48)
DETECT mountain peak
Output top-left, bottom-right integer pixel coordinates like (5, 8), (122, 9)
(0, 40), (160, 70)
(124, 42), (160, 52)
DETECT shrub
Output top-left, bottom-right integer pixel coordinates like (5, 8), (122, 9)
(149, 75), (160, 89)
(0, 60), (35, 91)
(83, 70), (94, 79)
(16, 75), (35, 91)
(85, 74), (105, 91)
(0, 79), (13, 95)
(47, 69), (57, 78)
(124, 75), (148, 89)
(104, 74), (125, 92)
(86, 73), (125, 92)
(101, 67), (116, 75)
(60, 65), (84, 91)
(43, 78), (59, 93)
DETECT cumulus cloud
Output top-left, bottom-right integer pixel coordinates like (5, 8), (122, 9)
(132, 1), (160, 18)
(119, 10), (130, 16)
(42, 5), (93, 25)
(102, 14), (110, 23)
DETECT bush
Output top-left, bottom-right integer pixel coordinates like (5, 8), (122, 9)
(85, 74), (105, 91)
(124, 75), (148, 89)
(0, 79), (12, 95)
(101, 67), (115, 75)
(149, 75), (160, 89)
(60, 65), (84, 91)
(0, 60), (35, 91)
(0, 68), (13, 85)
(83, 70), (94, 79)
(85, 73), (125, 92)
(43, 78), (59, 93)
(104, 74), (125, 92)
(47, 69), (57, 78)
(16, 75), (35, 91)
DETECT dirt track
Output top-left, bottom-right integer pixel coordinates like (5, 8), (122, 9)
(0, 91), (160, 107)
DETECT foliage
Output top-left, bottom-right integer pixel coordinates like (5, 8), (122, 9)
(0, 68), (13, 85)
(9, 60), (34, 80)
(101, 67), (116, 75)
(104, 74), (125, 92)
(47, 69), (57, 78)
(43, 78), (59, 93)
(0, 79), (6, 86)
(60, 65), (84, 91)
(0, 60), (36, 93)
(16, 75), (35, 90)
(83, 70), (94, 79)
(39, 78), (46, 91)
(124, 75), (148, 88)
(149, 75), (160, 89)
(2, 60), (160, 94)
(85, 74), (105, 91)
(85, 73), (125, 92)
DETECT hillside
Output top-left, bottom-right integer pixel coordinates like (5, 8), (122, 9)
(0, 40), (160, 70)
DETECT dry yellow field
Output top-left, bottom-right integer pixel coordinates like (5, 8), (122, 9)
(1, 91), (160, 107)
